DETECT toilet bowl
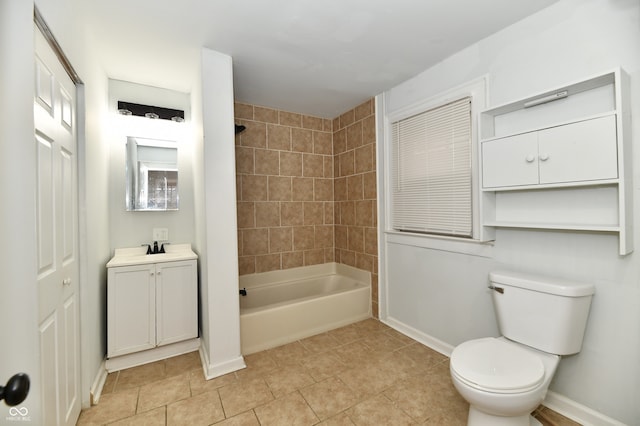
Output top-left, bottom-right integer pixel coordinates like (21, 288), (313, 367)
(450, 337), (559, 426)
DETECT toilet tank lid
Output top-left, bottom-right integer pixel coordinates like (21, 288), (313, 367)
(490, 270), (595, 297)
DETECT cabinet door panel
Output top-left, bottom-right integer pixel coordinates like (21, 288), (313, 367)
(482, 132), (538, 188)
(156, 260), (198, 346)
(107, 265), (156, 357)
(538, 115), (618, 184)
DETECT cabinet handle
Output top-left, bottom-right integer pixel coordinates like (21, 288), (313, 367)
(525, 155), (535, 163)
(539, 154), (550, 161)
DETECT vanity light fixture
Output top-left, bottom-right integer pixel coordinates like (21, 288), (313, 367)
(523, 90), (568, 108)
(117, 101), (185, 122)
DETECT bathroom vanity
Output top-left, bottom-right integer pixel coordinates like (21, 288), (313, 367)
(106, 244), (199, 371)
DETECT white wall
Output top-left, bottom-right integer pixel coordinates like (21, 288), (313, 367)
(379, 0), (640, 424)
(199, 48), (245, 377)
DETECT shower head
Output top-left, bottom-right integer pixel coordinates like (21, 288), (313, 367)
(235, 124), (246, 135)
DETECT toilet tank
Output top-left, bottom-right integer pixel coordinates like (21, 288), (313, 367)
(489, 270), (595, 355)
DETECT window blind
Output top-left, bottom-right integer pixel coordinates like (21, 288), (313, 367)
(391, 97), (472, 237)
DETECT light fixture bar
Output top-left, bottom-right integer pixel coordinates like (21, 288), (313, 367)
(523, 90), (568, 108)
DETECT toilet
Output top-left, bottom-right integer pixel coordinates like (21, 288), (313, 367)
(450, 270), (595, 426)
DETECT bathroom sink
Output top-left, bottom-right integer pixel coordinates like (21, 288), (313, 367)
(107, 243), (197, 267)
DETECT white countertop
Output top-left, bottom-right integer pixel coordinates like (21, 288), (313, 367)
(107, 243), (197, 267)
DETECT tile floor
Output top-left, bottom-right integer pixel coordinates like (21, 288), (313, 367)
(78, 319), (580, 425)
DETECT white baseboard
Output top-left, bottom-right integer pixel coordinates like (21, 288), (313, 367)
(543, 391), (626, 426)
(381, 316), (625, 426)
(198, 344), (246, 380)
(382, 316), (455, 356)
(105, 338), (200, 372)
(89, 360), (108, 406)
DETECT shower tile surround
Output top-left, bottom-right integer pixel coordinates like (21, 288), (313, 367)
(235, 100), (379, 316)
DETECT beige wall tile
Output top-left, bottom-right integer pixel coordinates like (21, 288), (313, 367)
(339, 109), (355, 129)
(303, 154), (324, 178)
(348, 227), (365, 253)
(363, 171), (377, 200)
(355, 144), (373, 173)
(268, 176), (292, 201)
(282, 251), (304, 269)
(347, 174), (363, 201)
(293, 226), (315, 250)
(279, 151), (303, 177)
(304, 202), (324, 225)
(365, 227), (378, 256)
(254, 106), (279, 124)
(355, 200), (373, 227)
(238, 256), (255, 275)
(270, 227), (293, 252)
(237, 202), (255, 229)
(304, 249), (325, 266)
(339, 151), (354, 177)
(335, 225), (348, 250)
(235, 146), (254, 175)
(323, 156), (334, 179)
(255, 149), (279, 175)
(279, 111), (303, 128)
(362, 115), (376, 144)
(315, 225), (334, 248)
(235, 103), (253, 120)
(256, 202), (280, 227)
(324, 248), (335, 263)
(303, 115), (324, 131)
(240, 121), (267, 148)
(340, 201), (355, 226)
(292, 128), (313, 153)
(323, 118), (333, 133)
(241, 175), (268, 201)
(314, 178), (334, 202)
(256, 254), (281, 273)
(332, 117), (341, 132)
(334, 177), (347, 202)
(356, 253), (374, 274)
(324, 202), (334, 225)
(313, 132), (333, 155)
(354, 99), (373, 122)
(333, 128), (346, 155)
(281, 202), (304, 226)
(242, 228), (269, 255)
(340, 249), (356, 267)
(346, 122), (363, 151)
(267, 124), (291, 150)
(292, 177), (314, 201)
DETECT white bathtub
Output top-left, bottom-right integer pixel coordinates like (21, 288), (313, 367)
(239, 263), (371, 354)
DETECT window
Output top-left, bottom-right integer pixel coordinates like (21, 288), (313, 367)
(390, 97), (472, 237)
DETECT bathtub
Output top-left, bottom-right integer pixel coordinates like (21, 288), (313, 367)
(239, 262), (371, 354)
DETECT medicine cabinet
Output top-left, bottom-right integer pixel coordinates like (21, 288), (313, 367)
(478, 68), (632, 255)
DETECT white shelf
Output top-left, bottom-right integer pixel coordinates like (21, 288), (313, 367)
(478, 68), (632, 255)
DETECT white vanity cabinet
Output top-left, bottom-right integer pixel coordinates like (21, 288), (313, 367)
(479, 69), (632, 254)
(106, 244), (199, 371)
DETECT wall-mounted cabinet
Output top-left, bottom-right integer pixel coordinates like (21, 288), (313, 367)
(479, 69), (632, 255)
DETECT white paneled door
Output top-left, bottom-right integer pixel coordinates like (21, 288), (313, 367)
(34, 25), (81, 426)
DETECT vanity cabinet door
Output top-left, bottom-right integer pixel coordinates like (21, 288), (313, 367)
(107, 264), (156, 357)
(538, 115), (618, 184)
(155, 260), (198, 346)
(482, 132), (538, 188)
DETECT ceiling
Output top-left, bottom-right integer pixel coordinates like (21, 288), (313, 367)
(76, 0), (559, 118)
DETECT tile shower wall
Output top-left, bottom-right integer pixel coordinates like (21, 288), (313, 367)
(234, 100), (379, 317)
(234, 103), (335, 275)
(332, 100), (378, 318)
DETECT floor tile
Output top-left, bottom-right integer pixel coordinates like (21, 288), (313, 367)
(212, 410), (260, 425)
(137, 373), (191, 413)
(254, 391), (319, 425)
(299, 332), (341, 353)
(167, 389), (225, 425)
(264, 365), (316, 398)
(77, 387), (139, 425)
(346, 393), (414, 425)
(107, 406), (166, 425)
(189, 368), (237, 396)
(318, 412), (356, 425)
(299, 376), (360, 420)
(165, 351), (202, 377)
(300, 351), (347, 382)
(115, 361), (166, 392)
(218, 377), (274, 418)
(326, 325), (363, 345)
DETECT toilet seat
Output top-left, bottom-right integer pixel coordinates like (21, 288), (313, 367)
(451, 337), (545, 394)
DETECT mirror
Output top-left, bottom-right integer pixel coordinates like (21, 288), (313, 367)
(126, 137), (178, 211)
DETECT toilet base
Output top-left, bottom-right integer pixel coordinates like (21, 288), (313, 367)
(468, 406), (542, 426)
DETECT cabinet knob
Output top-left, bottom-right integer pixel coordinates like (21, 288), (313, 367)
(62, 278), (71, 286)
(525, 155), (535, 163)
(539, 154), (550, 161)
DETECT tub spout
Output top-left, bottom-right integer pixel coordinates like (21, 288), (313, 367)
(239, 288), (247, 296)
